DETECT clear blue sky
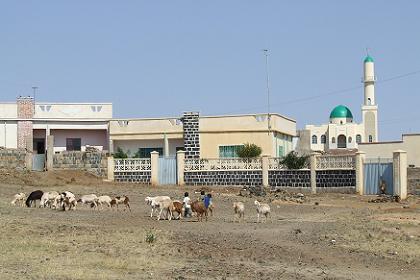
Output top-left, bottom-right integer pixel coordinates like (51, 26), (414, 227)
(1, 1), (419, 140)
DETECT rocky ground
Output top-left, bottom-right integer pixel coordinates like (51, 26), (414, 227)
(0, 170), (419, 279)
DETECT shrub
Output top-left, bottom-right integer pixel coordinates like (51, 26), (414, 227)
(280, 151), (309, 169)
(237, 143), (262, 158)
(114, 147), (128, 159)
(145, 230), (157, 244)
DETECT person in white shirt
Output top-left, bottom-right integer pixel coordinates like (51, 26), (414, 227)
(183, 192), (192, 218)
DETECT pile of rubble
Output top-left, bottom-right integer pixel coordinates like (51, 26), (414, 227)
(368, 195), (401, 203)
(239, 186), (266, 197)
(270, 189), (307, 204)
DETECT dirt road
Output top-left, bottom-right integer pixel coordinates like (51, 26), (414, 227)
(0, 171), (419, 279)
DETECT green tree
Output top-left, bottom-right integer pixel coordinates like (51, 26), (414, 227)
(237, 143), (262, 158)
(280, 151), (309, 169)
(113, 147), (128, 159)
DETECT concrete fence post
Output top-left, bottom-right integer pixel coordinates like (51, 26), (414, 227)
(107, 156), (115, 181)
(310, 153), (317, 194)
(25, 152), (33, 170)
(355, 151), (366, 195)
(150, 151), (159, 186)
(393, 150), (408, 200)
(46, 135), (54, 171)
(262, 155), (269, 188)
(177, 150), (185, 186)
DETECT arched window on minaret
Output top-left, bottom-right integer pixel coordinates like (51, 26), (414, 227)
(321, 135), (326, 144)
(356, 134), (362, 143)
(332, 137), (336, 144)
(312, 135), (318, 144)
(369, 135), (373, 142)
(367, 98), (372, 105)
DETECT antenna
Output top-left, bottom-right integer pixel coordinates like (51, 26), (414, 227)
(32, 86), (38, 112)
(263, 49), (271, 134)
(366, 47), (370, 56)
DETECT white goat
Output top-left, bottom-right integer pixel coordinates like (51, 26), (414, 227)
(145, 196), (170, 217)
(157, 198), (173, 221)
(40, 191), (59, 208)
(254, 200), (271, 223)
(233, 202), (245, 222)
(54, 191), (77, 211)
(77, 194), (99, 209)
(11, 192), (27, 207)
(97, 195), (112, 210)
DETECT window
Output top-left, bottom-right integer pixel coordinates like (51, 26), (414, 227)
(340, 121), (343, 124)
(337, 135), (347, 148)
(219, 145), (242, 158)
(356, 134), (362, 143)
(66, 138), (81, 151)
(348, 136), (352, 143)
(312, 135), (317, 144)
(369, 135), (373, 143)
(136, 147), (163, 158)
(321, 135), (326, 144)
(368, 98), (371, 105)
(278, 146), (284, 157)
(331, 137), (336, 144)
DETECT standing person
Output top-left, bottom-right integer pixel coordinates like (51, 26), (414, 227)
(183, 192), (192, 218)
(204, 193), (213, 216)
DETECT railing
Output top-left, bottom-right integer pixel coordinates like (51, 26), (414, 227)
(268, 157), (310, 170)
(316, 155), (355, 170)
(114, 158), (151, 172)
(185, 158), (262, 171)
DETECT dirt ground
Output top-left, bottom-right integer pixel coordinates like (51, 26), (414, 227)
(1, 170), (420, 280)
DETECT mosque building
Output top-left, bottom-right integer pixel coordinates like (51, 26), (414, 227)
(297, 55), (378, 153)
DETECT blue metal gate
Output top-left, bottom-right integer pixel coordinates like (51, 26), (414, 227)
(32, 154), (46, 171)
(364, 158), (393, 195)
(158, 157), (177, 185)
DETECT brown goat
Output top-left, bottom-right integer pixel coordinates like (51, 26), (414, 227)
(171, 200), (183, 219)
(191, 200), (208, 222)
(110, 195), (131, 212)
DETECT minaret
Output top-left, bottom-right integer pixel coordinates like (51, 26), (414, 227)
(362, 55), (378, 142)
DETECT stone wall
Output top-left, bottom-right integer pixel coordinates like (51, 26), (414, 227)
(185, 170), (262, 186)
(182, 112), (200, 159)
(53, 151), (108, 176)
(0, 149), (28, 170)
(315, 170), (356, 188)
(407, 167), (420, 194)
(269, 170), (311, 188)
(114, 171), (151, 184)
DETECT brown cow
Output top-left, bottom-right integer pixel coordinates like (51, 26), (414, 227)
(191, 200), (208, 222)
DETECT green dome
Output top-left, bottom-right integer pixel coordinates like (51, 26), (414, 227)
(364, 55), (374, 63)
(330, 105), (353, 119)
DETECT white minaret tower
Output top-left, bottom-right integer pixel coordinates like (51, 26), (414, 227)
(362, 54), (378, 142)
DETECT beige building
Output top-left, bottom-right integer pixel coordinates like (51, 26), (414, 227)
(297, 55), (379, 153)
(358, 133), (420, 167)
(109, 112), (296, 158)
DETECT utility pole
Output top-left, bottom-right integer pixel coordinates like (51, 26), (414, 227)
(263, 49), (271, 133)
(32, 86), (38, 112)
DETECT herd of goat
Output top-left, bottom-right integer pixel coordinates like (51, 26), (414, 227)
(11, 190), (271, 223)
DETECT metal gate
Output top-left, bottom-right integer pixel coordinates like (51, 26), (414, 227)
(364, 158), (393, 195)
(158, 157), (177, 185)
(32, 154), (46, 171)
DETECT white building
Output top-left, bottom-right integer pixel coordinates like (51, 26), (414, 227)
(298, 55), (378, 153)
(0, 97), (112, 153)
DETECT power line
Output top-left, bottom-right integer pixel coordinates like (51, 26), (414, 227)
(209, 67), (420, 116)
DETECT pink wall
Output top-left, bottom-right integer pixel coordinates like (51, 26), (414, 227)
(51, 129), (108, 151)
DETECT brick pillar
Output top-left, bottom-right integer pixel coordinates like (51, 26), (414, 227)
(310, 153), (317, 194)
(182, 112), (200, 159)
(150, 151), (159, 186)
(355, 151), (366, 195)
(177, 150), (185, 186)
(393, 150), (408, 200)
(17, 97), (34, 149)
(262, 155), (269, 188)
